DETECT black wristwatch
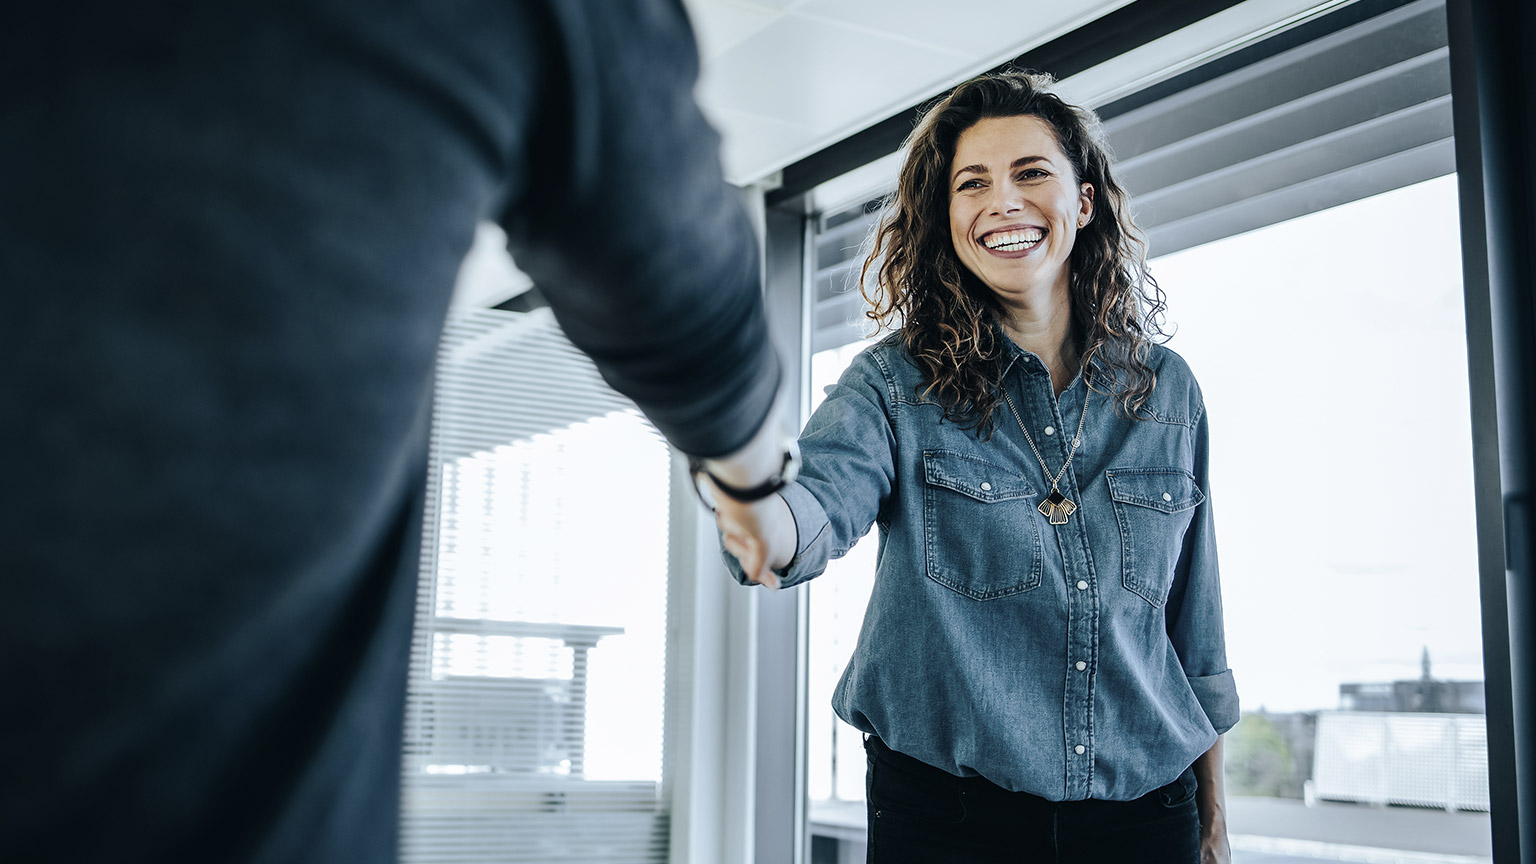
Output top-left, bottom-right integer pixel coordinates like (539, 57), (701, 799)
(688, 440), (800, 511)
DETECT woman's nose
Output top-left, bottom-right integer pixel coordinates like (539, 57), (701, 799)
(989, 185), (1023, 214)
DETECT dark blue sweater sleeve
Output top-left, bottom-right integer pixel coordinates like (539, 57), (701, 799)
(500, 0), (780, 458)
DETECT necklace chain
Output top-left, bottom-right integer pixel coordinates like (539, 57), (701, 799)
(1000, 382), (1091, 494)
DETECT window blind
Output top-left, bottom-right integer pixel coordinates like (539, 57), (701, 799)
(401, 307), (671, 864)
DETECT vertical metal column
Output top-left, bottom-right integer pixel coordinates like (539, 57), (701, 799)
(1446, 2), (1536, 861)
(754, 201), (812, 864)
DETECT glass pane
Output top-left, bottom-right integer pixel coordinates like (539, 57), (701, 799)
(806, 339), (880, 804)
(1153, 174), (1491, 858)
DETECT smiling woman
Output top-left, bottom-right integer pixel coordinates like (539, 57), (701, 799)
(862, 72), (1167, 434)
(948, 117), (1094, 316)
(712, 70), (1239, 864)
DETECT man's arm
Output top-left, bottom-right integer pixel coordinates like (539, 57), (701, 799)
(500, 0), (780, 462)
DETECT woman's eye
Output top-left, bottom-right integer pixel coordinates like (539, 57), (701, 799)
(957, 179), (983, 191)
(1018, 169), (1047, 181)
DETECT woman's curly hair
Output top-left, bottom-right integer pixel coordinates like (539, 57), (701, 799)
(861, 69), (1166, 433)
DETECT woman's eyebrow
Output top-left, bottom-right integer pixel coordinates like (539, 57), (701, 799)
(952, 155), (1050, 182)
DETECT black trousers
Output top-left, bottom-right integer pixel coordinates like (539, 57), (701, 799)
(865, 736), (1201, 864)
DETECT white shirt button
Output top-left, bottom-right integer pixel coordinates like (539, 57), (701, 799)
(1043, 425), (1055, 436)
(1075, 661), (1087, 671)
(1162, 492), (1173, 502)
(1076, 580), (1089, 590)
(1075, 745), (1086, 755)
(980, 481), (992, 491)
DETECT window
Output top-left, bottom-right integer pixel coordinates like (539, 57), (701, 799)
(1154, 176), (1492, 844)
(805, 338), (879, 806)
(401, 308), (673, 863)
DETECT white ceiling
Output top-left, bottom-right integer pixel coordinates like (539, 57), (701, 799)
(681, 0), (1137, 186)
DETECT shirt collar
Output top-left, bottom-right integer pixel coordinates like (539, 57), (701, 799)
(994, 319), (1105, 393)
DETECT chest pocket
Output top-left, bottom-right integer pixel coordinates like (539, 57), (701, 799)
(1107, 467), (1204, 607)
(921, 450), (1042, 600)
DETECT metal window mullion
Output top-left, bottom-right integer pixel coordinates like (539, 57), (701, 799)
(1446, 2), (1529, 861)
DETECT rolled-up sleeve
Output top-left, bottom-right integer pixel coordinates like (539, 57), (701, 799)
(1165, 396), (1241, 734)
(722, 348), (897, 588)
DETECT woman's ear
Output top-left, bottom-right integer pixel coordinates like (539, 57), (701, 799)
(1078, 182), (1095, 228)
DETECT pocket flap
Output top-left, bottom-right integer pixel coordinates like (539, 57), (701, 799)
(1107, 467), (1204, 513)
(922, 450), (1035, 503)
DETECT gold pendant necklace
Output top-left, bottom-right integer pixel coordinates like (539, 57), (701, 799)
(1000, 383), (1091, 525)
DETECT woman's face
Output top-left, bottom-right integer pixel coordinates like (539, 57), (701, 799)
(947, 114), (1094, 307)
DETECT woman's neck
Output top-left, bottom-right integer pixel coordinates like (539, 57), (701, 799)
(999, 288), (1078, 397)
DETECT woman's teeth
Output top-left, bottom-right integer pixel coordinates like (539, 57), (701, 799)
(983, 230), (1043, 252)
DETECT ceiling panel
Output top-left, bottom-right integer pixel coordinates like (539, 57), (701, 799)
(696, 14), (967, 129)
(789, 0), (1130, 57)
(686, 0), (786, 61)
(700, 106), (822, 184)
(683, 0), (1133, 185)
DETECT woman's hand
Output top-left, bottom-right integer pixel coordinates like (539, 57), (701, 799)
(695, 406), (799, 588)
(1200, 822), (1231, 864)
(714, 489), (796, 589)
(1195, 735), (1230, 864)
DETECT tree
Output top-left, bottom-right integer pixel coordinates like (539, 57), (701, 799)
(1225, 712), (1295, 798)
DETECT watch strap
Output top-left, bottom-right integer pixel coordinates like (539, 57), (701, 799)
(689, 443), (799, 506)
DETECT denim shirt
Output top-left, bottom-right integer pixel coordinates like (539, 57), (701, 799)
(727, 333), (1239, 802)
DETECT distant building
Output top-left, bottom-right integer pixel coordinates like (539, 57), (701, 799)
(1338, 648), (1485, 714)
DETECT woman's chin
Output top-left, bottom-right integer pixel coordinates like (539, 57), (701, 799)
(978, 271), (1071, 306)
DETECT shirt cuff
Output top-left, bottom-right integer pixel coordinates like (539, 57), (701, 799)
(774, 480), (832, 586)
(717, 479), (832, 589)
(1188, 669), (1240, 734)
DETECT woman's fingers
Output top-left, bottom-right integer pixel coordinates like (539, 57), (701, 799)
(757, 568), (780, 590)
(727, 531), (766, 584)
(713, 488), (791, 590)
(724, 531), (761, 571)
(721, 527), (779, 588)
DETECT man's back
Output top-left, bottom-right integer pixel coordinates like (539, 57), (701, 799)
(0, 2), (777, 860)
